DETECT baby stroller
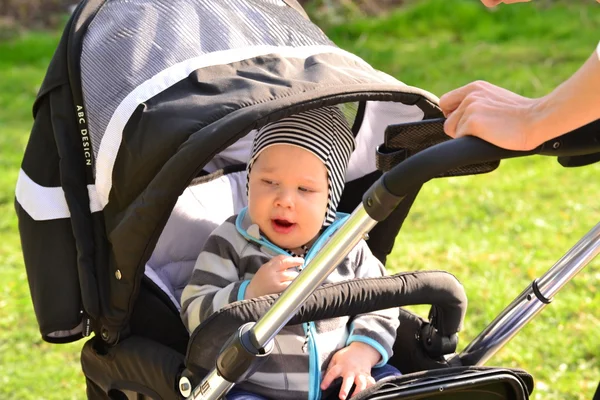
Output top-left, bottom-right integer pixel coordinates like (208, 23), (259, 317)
(15, 0), (600, 399)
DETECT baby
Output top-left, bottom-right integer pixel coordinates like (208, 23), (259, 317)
(181, 106), (400, 400)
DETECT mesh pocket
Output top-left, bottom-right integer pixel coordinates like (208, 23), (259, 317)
(376, 118), (500, 177)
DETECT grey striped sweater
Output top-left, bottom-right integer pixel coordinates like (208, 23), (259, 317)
(181, 210), (399, 400)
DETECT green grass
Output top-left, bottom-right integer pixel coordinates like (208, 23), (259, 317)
(1, 1), (599, 399)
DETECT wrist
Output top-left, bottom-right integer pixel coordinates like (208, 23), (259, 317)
(244, 282), (255, 300)
(527, 95), (560, 149)
(348, 341), (382, 367)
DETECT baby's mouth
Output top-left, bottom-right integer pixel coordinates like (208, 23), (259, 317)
(271, 219), (296, 233)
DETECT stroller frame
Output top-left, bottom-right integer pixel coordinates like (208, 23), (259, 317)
(184, 122), (600, 400)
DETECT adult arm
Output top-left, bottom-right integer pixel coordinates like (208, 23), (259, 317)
(440, 43), (600, 151)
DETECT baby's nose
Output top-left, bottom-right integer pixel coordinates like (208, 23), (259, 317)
(275, 188), (295, 208)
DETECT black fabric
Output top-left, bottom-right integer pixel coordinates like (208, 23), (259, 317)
(17, 0), (115, 344)
(59, 0), (107, 324)
(594, 381), (600, 400)
(186, 271), (466, 376)
(16, 5), (102, 342)
(338, 171), (422, 265)
(51, 79), (101, 318)
(353, 366), (534, 400)
(17, 53), (83, 340)
(129, 278), (189, 355)
(67, 0), (107, 177)
(16, 203), (83, 342)
(81, 335), (184, 400)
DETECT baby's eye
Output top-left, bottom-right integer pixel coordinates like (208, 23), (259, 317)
(262, 179), (276, 185)
(298, 187), (314, 193)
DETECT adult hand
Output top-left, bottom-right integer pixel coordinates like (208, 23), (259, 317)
(321, 342), (381, 400)
(439, 80), (544, 151)
(245, 255), (304, 299)
(480, 0), (531, 7)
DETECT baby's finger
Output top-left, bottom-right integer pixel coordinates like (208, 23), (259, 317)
(366, 376), (376, 387)
(274, 256), (305, 271)
(339, 374), (355, 400)
(351, 375), (368, 397)
(321, 364), (342, 390)
(280, 269), (299, 282)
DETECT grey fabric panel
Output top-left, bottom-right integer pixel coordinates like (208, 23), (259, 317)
(201, 231), (242, 267)
(197, 290), (217, 322)
(239, 253), (271, 276)
(81, 0), (333, 160)
(187, 269), (233, 289)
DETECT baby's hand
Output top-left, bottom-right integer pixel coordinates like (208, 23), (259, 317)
(245, 255), (304, 299)
(321, 342), (381, 400)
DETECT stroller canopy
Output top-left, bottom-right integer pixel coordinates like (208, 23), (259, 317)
(16, 0), (442, 343)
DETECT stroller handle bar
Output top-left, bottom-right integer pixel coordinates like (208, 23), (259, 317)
(366, 118), (600, 223)
(364, 136), (533, 223)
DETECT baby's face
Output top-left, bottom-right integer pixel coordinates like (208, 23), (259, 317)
(248, 144), (329, 252)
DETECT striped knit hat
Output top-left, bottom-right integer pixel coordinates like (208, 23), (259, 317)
(247, 106), (356, 227)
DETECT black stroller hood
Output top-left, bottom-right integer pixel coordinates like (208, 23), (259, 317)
(17, 0), (445, 343)
(91, 1), (443, 338)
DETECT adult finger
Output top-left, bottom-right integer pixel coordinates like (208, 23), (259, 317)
(443, 96), (470, 137)
(445, 92), (486, 138)
(439, 82), (480, 116)
(339, 374), (356, 400)
(453, 102), (478, 139)
(440, 80), (496, 116)
(321, 364), (342, 390)
(439, 89), (464, 117)
(455, 94), (512, 141)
